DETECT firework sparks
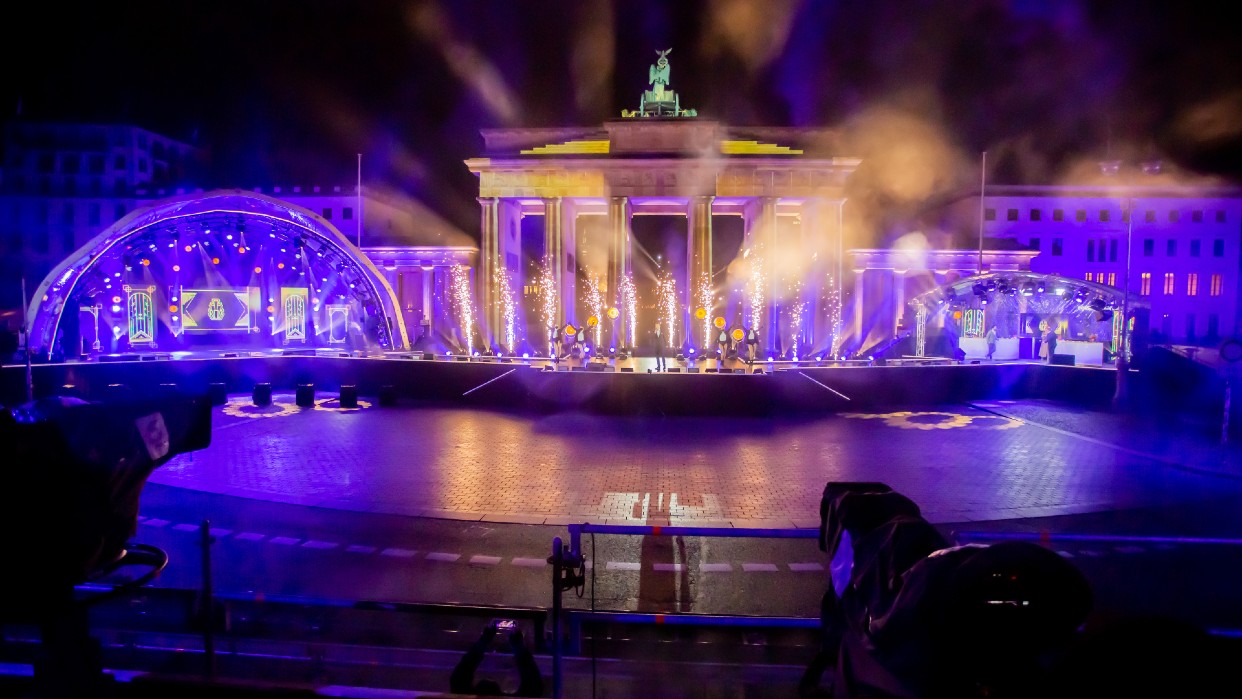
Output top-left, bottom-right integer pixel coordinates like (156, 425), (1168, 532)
(585, 274), (605, 347)
(538, 256), (557, 351)
(696, 273), (713, 349)
(657, 274), (677, 346)
(450, 264), (474, 355)
(496, 265), (517, 354)
(789, 281), (805, 359)
(747, 248), (765, 333)
(618, 274), (637, 347)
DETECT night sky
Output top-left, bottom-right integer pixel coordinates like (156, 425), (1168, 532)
(5, 0), (1242, 241)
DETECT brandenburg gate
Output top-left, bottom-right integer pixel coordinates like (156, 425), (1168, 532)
(465, 53), (859, 356)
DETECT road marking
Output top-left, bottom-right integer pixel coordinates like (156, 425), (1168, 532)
(606, 561), (641, 571)
(512, 557), (547, 568)
(470, 555), (502, 565)
(699, 563), (733, 573)
(380, 547), (417, 558)
(234, 532), (266, 542)
(269, 537), (300, 546)
(789, 562), (825, 572)
(172, 523), (199, 532)
(345, 545), (377, 554)
(426, 552), (461, 562)
(742, 563), (779, 572)
(141, 518), (169, 527)
(302, 540), (338, 550)
(653, 563), (684, 572)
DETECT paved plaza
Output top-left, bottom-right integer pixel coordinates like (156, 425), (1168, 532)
(150, 393), (1242, 527)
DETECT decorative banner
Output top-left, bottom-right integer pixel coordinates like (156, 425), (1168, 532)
(280, 287), (308, 344)
(963, 308), (985, 338)
(564, 324), (577, 336)
(326, 303), (350, 344)
(713, 316), (725, 329)
(694, 307), (707, 320)
(181, 287), (259, 333)
(606, 307), (619, 320)
(122, 284), (157, 347)
(731, 328), (744, 342)
(587, 315), (599, 327)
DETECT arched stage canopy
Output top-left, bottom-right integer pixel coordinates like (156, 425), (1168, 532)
(27, 190), (409, 358)
(906, 271), (1149, 360)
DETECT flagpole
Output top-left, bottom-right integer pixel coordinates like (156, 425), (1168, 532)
(21, 277), (32, 402)
(356, 153), (362, 249)
(977, 151), (987, 275)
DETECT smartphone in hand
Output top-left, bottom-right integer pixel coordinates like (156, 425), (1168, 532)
(494, 619), (517, 632)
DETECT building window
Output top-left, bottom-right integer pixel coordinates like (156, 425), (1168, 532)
(62, 229), (74, 252)
(1006, 208), (1018, 221)
(1209, 314), (1220, 338)
(343, 207), (354, 220)
(88, 203), (101, 226)
(322, 208), (332, 220)
(62, 154), (81, 174)
(1145, 210), (1156, 223)
(1098, 239), (1108, 262)
(138, 158), (149, 174)
(33, 232), (48, 254)
(1216, 211), (1227, 223)
(1122, 207), (1131, 223)
(114, 154), (126, 170)
(61, 204), (74, 226)
(1086, 240), (1095, 260)
(1143, 239), (1154, 256)
(1163, 272), (1175, 295)
(1029, 237), (1040, 250)
(1187, 314), (1196, 341)
(1192, 210), (1204, 223)
(1030, 209), (1042, 221)
(1169, 210), (1180, 223)
(1191, 239), (1201, 257)
(115, 203), (127, 220)
(984, 208), (996, 221)
(1107, 272), (1116, 286)
(1100, 209), (1111, 222)
(1053, 209), (1064, 221)
(1109, 239), (1118, 262)
(1051, 237), (1063, 256)
(37, 154), (54, 173)
(1140, 272), (1151, 296)
(1187, 273), (1199, 296)
(1167, 240), (1176, 256)
(88, 154), (104, 174)
(1075, 209), (1087, 222)
(1095, 272), (1105, 284)
(1214, 239), (1225, 257)
(1210, 273), (1223, 296)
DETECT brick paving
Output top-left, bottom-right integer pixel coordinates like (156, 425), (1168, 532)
(149, 394), (1242, 527)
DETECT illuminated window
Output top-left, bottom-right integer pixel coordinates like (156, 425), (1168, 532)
(1107, 272), (1116, 286)
(1187, 273), (1198, 296)
(1085, 272), (1093, 281)
(1140, 273), (1151, 296)
(1210, 274), (1223, 296)
(1096, 272), (1105, 284)
(1163, 272), (1175, 295)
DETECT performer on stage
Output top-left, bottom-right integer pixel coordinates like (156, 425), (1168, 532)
(717, 326), (729, 362)
(653, 320), (667, 372)
(745, 325), (759, 363)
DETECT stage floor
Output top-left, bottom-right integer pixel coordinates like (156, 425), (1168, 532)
(149, 394), (1242, 528)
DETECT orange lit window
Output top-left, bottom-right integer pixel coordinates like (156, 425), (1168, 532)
(1107, 273), (1116, 286)
(1163, 272), (1175, 295)
(1187, 273), (1199, 296)
(1211, 273), (1223, 296)
(1140, 273), (1151, 296)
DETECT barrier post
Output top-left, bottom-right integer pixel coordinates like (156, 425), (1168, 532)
(549, 537), (563, 699)
(198, 519), (216, 681)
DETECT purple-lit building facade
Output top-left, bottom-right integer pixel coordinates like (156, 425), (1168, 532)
(982, 184), (1242, 344)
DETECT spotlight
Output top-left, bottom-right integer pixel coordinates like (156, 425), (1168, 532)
(1036, 281), (1046, 293)
(688, 347), (695, 355)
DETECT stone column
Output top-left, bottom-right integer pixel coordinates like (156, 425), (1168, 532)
(607, 196), (633, 347)
(422, 268), (433, 340)
(543, 197), (564, 330)
(687, 195), (714, 350)
(561, 199), (578, 328)
(478, 197), (499, 349)
(853, 267), (865, 354)
(742, 197), (778, 350)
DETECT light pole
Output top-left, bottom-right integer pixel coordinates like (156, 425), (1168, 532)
(1113, 190), (1135, 408)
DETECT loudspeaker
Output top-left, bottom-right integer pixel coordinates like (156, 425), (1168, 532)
(620, 367), (634, 372)
(1051, 353), (1076, 366)
(705, 368), (719, 373)
(571, 366), (586, 372)
(753, 368), (764, 375)
(207, 382), (228, 406)
(378, 384), (397, 406)
(422, 352), (436, 360)
(296, 383), (315, 407)
(339, 385), (358, 408)
(252, 383), (272, 406)
(587, 363), (605, 372)
(873, 357), (888, 366)
(687, 367), (700, 374)
(454, 355), (469, 361)
(667, 367), (681, 373)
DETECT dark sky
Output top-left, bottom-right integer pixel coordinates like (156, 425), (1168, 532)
(5, 0), (1242, 238)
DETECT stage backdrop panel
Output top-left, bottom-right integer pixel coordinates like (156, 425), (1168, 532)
(181, 287), (260, 333)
